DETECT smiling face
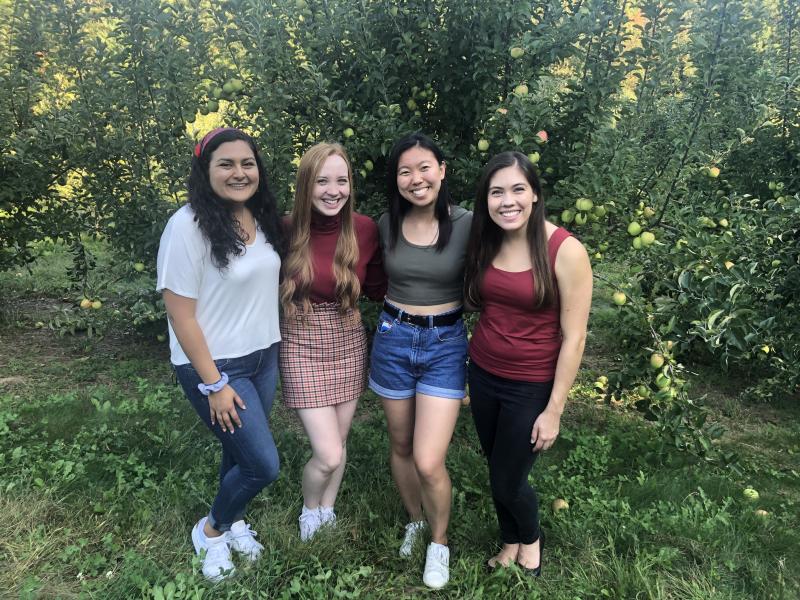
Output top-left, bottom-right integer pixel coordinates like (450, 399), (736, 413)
(487, 164), (537, 234)
(311, 154), (350, 217)
(208, 140), (259, 202)
(396, 145), (446, 210)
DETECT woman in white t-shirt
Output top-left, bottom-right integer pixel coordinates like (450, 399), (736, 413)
(156, 128), (285, 582)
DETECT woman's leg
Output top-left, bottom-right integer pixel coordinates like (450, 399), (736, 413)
(320, 399), (358, 508)
(468, 362), (518, 567)
(381, 396), (424, 521)
(482, 377), (552, 568)
(412, 393), (461, 545)
(297, 399), (357, 509)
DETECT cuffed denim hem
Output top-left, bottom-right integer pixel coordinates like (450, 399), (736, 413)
(368, 377), (415, 400)
(417, 382), (467, 400)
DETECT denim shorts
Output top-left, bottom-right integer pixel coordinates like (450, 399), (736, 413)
(368, 307), (468, 400)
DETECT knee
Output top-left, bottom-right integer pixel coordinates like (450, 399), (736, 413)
(313, 444), (344, 475)
(390, 438), (414, 459)
(250, 452), (280, 486)
(414, 454), (446, 485)
(489, 472), (523, 505)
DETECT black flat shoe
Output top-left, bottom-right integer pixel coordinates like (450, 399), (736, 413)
(520, 530), (544, 577)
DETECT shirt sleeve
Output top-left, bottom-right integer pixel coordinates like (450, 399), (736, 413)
(156, 208), (206, 299)
(358, 215), (387, 301)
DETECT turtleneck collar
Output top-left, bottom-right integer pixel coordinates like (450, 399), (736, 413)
(311, 209), (341, 234)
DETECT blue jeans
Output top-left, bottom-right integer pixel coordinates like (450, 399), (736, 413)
(368, 307), (468, 400)
(174, 344), (281, 532)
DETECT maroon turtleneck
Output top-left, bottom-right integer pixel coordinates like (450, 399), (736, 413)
(283, 210), (386, 304)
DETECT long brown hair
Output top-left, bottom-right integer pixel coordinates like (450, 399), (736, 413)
(464, 151), (557, 310)
(280, 143), (360, 316)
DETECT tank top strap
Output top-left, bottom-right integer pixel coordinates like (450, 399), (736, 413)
(547, 227), (572, 269)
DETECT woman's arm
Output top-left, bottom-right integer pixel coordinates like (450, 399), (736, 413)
(163, 289), (246, 433)
(531, 237), (593, 451)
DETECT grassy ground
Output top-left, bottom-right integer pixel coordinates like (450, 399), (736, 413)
(1, 245), (798, 599)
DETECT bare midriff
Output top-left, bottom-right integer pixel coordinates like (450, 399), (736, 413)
(386, 298), (462, 316)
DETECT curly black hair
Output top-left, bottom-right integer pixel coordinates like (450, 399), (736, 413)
(187, 128), (285, 269)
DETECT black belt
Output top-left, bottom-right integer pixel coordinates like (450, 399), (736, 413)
(382, 302), (463, 328)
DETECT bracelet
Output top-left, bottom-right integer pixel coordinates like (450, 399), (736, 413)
(197, 372), (229, 396)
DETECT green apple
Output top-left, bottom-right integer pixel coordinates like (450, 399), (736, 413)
(364, 159), (374, 171)
(640, 231), (655, 246)
(707, 166), (720, 178)
(612, 291), (627, 306)
(527, 152), (540, 164)
(156, 334), (166, 343)
(718, 218), (729, 228)
(206, 100), (219, 113)
(514, 84), (529, 96)
(406, 98), (417, 110)
(655, 373), (671, 389)
(510, 47), (525, 59)
(477, 139), (490, 152)
(561, 209), (575, 224)
(632, 236), (643, 249)
(80, 298), (92, 309)
(91, 300), (102, 310)
(771, 259), (781, 267)
(593, 205), (607, 218)
(575, 198), (593, 212)
(211, 87), (223, 99)
(742, 487), (759, 501)
(754, 509), (769, 519)
(627, 221), (642, 236)
(650, 353), (665, 369)
(574, 212), (588, 225)
(133, 262), (145, 272)
(389, 6), (398, 16)
(222, 81), (235, 95)
(343, 127), (354, 138)
(552, 498), (569, 512)
(643, 206), (656, 218)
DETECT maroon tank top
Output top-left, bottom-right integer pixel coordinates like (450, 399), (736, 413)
(468, 227), (571, 382)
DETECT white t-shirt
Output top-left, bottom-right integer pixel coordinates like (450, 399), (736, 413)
(156, 205), (281, 366)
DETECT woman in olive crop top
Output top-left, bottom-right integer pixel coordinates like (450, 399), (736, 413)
(368, 133), (472, 590)
(463, 151), (592, 576)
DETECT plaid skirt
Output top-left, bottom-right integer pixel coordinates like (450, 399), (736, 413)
(279, 302), (368, 409)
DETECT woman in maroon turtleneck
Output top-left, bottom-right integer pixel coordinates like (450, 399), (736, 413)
(280, 143), (386, 541)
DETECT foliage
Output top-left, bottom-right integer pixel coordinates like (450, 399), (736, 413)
(1, 0), (799, 453)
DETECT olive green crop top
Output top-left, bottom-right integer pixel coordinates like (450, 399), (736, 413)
(377, 205), (473, 306)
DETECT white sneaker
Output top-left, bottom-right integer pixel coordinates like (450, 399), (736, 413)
(228, 520), (263, 561)
(399, 520), (426, 557)
(422, 542), (449, 589)
(191, 517), (235, 582)
(319, 506), (337, 527)
(299, 506), (322, 541)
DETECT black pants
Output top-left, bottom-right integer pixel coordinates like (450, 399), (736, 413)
(468, 361), (553, 545)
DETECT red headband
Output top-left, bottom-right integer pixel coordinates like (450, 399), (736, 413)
(194, 127), (240, 158)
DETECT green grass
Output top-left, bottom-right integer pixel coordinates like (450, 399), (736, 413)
(1, 252), (798, 599)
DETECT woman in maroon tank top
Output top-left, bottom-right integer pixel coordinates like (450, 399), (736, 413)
(463, 151), (592, 575)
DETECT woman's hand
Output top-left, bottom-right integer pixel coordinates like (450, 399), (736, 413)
(208, 385), (246, 433)
(531, 408), (561, 452)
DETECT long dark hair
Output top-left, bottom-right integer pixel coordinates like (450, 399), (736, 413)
(187, 128), (285, 269)
(385, 133), (453, 252)
(464, 151), (557, 309)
